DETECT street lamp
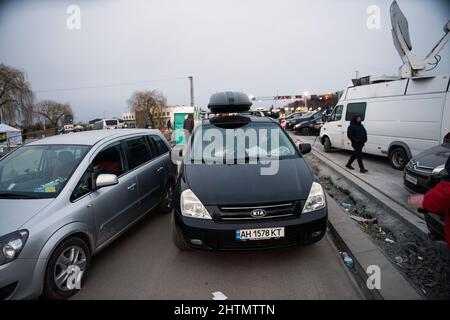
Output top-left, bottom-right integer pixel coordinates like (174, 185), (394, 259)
(304, 91), (309, 109)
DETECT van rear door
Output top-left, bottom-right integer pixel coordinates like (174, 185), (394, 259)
(323, 105), (345, 148)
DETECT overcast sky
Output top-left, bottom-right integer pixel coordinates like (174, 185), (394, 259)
(1, 0), (449, 122)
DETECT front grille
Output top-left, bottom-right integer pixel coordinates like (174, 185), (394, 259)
(216, 201), (302, 222)
(220, 237), (299, 250)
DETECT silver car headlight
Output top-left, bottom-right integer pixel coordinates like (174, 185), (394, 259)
(0, 230), (28, 266)
(432, 164), (445, 175)
(302, 182), (326, 213)
(180, 189), (212, 219)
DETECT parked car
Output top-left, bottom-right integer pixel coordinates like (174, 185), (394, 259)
(172, 92), (327, 251)
(281, 112), (304, 130)
(293, 111), (325, 136)
(0, 129), (177, 299)
(319, 74), (450, 170)
(404, 143), (449, 241)
(404, 143), (450, 194)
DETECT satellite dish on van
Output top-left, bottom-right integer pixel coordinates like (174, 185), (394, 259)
(390, 0), (450, 78)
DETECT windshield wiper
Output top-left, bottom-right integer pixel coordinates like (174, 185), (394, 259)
(0, 192), (39, 199)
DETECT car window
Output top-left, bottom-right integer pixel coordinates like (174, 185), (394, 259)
(126, 136), (152, 170)
(148, 135), (170, 157)
(70, 169), (93, 201)
(345, 102), (367, 121)
(329, 105), (343, 122)
(0, 145), (89, 199)
(92, 143), (126, 176)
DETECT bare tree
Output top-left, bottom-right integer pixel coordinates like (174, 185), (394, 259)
(0, 64), (34, 125)
(34, 100), (74, 128)
(128, 90), (167, 128)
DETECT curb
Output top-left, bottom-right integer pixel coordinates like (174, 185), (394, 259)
(310, 149), (429, 239)
(326, 195), (423, 300)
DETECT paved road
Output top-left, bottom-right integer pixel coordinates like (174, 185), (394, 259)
(72, 211), (363, 300)
(289, 133), (415, 213)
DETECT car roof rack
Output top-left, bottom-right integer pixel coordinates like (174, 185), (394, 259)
(208, 91), (252, 113)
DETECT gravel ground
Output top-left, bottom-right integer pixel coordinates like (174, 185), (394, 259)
(306, 155), (450, 300)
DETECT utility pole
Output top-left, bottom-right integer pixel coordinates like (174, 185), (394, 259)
(188, 76), (194, 107)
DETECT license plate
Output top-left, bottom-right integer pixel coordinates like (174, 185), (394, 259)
(405, 174), (418, 185)
(236, 227), (285, 241)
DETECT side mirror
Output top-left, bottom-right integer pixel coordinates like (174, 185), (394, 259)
(299, 143), (311, 155)
(95, 173), (118, 189)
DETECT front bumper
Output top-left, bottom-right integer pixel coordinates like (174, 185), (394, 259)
(0, 258), (43, 300)
(174, 207), (328, 251)
(403, 168), (441, 194)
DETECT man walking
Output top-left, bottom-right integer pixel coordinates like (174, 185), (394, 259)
(346, 114), (368, 173)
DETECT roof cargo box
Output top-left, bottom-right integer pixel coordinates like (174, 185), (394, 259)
(208, 91), (252, 113)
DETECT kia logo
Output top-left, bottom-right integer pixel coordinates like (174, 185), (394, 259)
(251, 209), (267, 218)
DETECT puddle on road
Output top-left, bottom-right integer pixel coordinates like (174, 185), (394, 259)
(306, 155), (450, 300)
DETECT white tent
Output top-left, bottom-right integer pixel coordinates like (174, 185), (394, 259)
(0, 123), (22, 145)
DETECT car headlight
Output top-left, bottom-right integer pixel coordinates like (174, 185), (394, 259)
(0, 230), (29, 266)
(302, 182), (326, 213)
(432, 164), (445, 175)
(180, 189), (212, 219)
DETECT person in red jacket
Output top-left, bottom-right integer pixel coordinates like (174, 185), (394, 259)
(409, 155), (450, 249)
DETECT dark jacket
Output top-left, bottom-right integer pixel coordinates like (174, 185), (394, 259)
(347, 115), (367, 145)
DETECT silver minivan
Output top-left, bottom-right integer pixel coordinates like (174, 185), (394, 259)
(0, 129), (177, 299)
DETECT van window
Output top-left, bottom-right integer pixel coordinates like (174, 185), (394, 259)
(71, 169), (93, 201)
(126, 136), (152, 169)
(345, 102), (367, 121)
(329, 105), (343, 122)
(148, 135), (169, 157)
(92, 143), (126, 176)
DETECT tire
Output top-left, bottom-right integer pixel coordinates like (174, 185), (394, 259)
(158, 181), (175, 214)
(323, 136), (331, 153)
(301, 127), (311, 136)
(171, 214), (190, 251)
(389, 147), (408, 170)
(42, 237), (90, 300)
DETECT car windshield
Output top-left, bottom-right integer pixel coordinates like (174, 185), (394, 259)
(105, 120), (117, 126)
(0, 145), (90, 199)
(189, 122), (298, 163)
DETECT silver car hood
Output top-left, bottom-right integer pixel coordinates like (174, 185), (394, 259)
(0, 199), (54, 235)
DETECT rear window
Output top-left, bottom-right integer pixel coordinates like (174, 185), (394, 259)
(345, 102), (367, 121)
(105, 120), (118, 126)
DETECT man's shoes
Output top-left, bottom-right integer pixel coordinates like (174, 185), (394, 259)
(360, 169), (368, 173)
(345, 164), (355, 170)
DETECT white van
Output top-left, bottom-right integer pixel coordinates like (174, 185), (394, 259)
(93, 119), (119, 130)
(319, 74), (450, 170)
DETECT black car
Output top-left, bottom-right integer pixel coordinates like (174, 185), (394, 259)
(171, 92), (328, 251)
(293, 111), (324, 136)
(404, 143), (449, 194)
(404, 143), (449, 241)
(281, 112), (304, 130)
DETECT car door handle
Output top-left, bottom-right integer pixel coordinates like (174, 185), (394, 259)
(337, 125), (342, 127)
(127, 183), (137, 191)
(157, 166), (164, 173)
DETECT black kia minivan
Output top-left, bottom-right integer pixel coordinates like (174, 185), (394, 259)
(171, 92), (328, 250)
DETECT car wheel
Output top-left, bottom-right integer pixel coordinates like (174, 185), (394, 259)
(42, 237), (90, 300)
(389, 147), (408, 170)
(301, 127), (311, 136)
(323, 136), (331, 153)
(171, 214), (190, 251)
(158, 181), (175, 214)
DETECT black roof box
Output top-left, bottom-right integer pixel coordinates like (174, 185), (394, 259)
(207, 91), (252, 113)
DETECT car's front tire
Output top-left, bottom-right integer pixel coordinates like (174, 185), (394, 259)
(171, 214), (190, 251)
(42, 237), (90, 300)
(323, 136), (332, 153)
